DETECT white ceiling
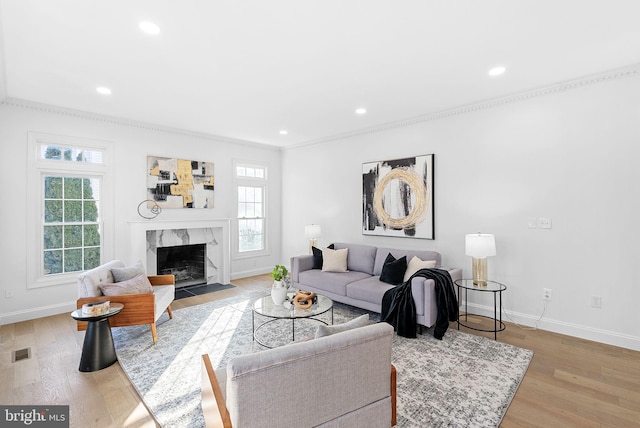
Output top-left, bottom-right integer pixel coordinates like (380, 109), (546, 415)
(1, 0), (640, 147)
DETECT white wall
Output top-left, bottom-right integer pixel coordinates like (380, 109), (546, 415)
(0, 104), (282, 324)
(282, 72), (640, 351)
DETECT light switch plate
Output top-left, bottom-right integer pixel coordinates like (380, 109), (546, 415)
(538, 217), (552, 229)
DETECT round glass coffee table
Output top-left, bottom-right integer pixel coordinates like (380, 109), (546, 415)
(252, 292), (333, 348)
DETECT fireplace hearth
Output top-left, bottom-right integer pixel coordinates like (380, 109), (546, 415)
(157, 243), (206, 288)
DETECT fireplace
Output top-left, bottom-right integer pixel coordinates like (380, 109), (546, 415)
(128, 219), (231, 286)
(157, 243), (206, 288)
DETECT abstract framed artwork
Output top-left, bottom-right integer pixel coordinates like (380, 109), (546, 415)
(362, 154), (434, 239)
(147, 156), (214, 209)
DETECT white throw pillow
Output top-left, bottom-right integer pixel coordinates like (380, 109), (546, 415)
(403, 256), (437, 282)
(315, 314), (369, 338)
(321, 248), (349, 272)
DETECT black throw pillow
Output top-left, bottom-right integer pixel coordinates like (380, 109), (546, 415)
(379, 253), (408, 285)
(312, 243), (335, 269)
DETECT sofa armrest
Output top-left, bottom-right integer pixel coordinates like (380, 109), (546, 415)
(202, 354), (232, 428)
(444, 267), (462, 283)
(290, 254), (314, 282)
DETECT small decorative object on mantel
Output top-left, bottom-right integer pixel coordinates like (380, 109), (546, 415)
(293, 290), (316, 309)
(270, 265), (289, 305)
(137, 199), (162, 220)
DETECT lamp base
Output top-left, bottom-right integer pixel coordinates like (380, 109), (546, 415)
(471, 257), (488, 287)
(308, 238), (318, 254)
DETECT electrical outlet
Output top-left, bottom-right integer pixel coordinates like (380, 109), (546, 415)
(542, 288), (552, 301)
(5, 290), (14, 298)
(591, 295), (602, 308)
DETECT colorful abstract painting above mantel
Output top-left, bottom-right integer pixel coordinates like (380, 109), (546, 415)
(147, 156), (214, 209)
(362, 154), (434, 239)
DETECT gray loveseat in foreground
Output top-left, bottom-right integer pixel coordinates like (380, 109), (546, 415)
(291, 242), (462, 329)
(202, 322), (396, 427)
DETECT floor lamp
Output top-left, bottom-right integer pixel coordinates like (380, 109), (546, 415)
(465, 233), (496, 286)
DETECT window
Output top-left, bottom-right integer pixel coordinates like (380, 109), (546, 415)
(235, 162), (267, 255)
(28, 133), (113, 288)
(43, 175), (101, 274)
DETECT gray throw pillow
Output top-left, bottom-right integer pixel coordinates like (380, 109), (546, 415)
(315, 314), (369, 338)
(99, 274), (153, 296)
(111, 260), (145, 282)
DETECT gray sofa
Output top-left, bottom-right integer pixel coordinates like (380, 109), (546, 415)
(291, 242), (461, 329)
(202, 322), (396, 427)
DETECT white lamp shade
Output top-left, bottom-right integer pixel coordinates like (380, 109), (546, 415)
(465, 233), (496, 258)
(305, 224), (322, 239)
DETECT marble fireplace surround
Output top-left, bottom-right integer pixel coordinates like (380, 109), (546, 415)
(128, 219), (231, 285)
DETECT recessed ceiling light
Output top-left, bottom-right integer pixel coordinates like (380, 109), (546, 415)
(355, 108), (367, 115)
(488, 66), (506, 77)
(96, 86), (112, 95)
(279, 130), (288, 135)
(139, 21), (160, 35)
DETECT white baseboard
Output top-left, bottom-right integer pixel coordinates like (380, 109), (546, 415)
(231, 267), (271, 281)
(466, 302), (640, 352)
(0, 301), (77, 325)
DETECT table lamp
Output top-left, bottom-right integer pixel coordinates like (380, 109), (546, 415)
(305, 224), (321, 254)
(465, 233), (496, 286)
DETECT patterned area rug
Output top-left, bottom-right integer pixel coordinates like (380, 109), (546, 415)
(112, 291), (533, 427)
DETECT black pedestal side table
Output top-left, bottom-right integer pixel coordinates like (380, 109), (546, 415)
(454, 279), (506, 340)
(71, 303), (124, 372)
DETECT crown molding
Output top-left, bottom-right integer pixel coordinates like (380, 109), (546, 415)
(2, 63), (638, 152)
(287, 63), (640, 150)
(0, 97), (281, 151)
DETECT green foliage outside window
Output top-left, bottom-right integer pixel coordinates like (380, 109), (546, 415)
(43, 174), (101, 275)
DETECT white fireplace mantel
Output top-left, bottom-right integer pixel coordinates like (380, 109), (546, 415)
(128, 219), (231, 285)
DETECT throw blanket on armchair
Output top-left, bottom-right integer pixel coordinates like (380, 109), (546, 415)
(381, 268), (458, 339)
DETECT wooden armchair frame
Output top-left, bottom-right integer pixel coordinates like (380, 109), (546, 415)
(201, 354), (397, 427)
(76, 274), (174, 344)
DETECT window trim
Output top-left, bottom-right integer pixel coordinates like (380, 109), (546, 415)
(27, 132), (114, 289)
(233, 160), (269, 259)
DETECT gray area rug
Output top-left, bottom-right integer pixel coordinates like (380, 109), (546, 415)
(112, 291), (533, 427)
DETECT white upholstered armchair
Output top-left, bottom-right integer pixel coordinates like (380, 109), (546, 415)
(76, 260), (175, 344)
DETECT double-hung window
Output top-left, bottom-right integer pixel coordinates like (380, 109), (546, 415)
(28, 133), (113, 288)
(235, 162), (267, 256)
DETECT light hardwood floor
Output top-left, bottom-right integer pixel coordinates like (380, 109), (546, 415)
(1, 274), (638, 427)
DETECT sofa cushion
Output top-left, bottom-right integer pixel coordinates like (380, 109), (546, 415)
(379, 253), (407, 285)
(333, 242), (377, 275)
(403, 256), (437, 282)
(99, 273), (153, 296)
(373, 248), (441, 276)
(111, 260), (145, 282)
(312, 244), (335, 269)
(346, 276), (394, 305)
(322, 248), (349, 272)
(315, 314), (370, 338)
(298, 269), (371, 296)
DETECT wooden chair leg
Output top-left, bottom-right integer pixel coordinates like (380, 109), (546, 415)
(391, 364), (397, 426)
(167, 305), (173, 319)
(151, 323), (158, 344)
